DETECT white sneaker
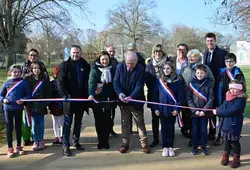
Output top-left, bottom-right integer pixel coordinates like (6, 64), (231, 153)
(162, 147), (169, 157)
(168, 147), (175, 157)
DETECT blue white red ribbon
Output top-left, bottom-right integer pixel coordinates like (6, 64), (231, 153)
(32, 81), (43, 97)
(159, 79), (184, 128)
(226, 69), (236, 81)
(24, 105), (31, 127)
(6, 80), (24, 97)
(188, 82), (208, 102)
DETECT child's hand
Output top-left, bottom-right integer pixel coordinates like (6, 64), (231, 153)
(195, 111), (200, 116)
(199, 111), (205, 117)
(212, 109), (217, 115)
(88, 95), (94, 100)
(155, 110), (160, 116)
(3, 99), (9, 104)
(16, 100), (24, 105)
(172, 110), (178, 116)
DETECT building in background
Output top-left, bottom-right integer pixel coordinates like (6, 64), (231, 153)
(230, 41), (250, 66)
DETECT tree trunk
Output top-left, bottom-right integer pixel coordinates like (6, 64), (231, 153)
(4, 46), (14, 70)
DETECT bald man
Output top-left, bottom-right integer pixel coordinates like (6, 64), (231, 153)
(113, 52), (150, 154)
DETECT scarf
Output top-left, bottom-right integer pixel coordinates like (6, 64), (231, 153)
(152, 56), (168, 78)
(162, 74), (177, 84)
(96, 62), (112, 83)
(226, 91), (245, 101)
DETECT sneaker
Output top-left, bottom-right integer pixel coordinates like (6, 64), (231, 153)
(32, 142), (39, 151)
(63, 146), (72, 156)
(38, 141), (45, 150)
(168, 147), (175, 157)
(74, 142), (84, 150)
(16, 146), (24, 155)
(191, 147), (198, 155)
(162, 147), (169, 157)
(7, 148), (14, 158)
(52, 137), (60, 145)
(201, 147), (209, 155)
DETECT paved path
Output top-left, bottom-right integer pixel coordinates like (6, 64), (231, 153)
(0, 107), (250, 170)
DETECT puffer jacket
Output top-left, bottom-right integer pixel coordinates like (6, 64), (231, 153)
(187, 76), (214, 117)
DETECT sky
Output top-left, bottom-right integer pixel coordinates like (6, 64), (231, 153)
(71, 0), (237, 35)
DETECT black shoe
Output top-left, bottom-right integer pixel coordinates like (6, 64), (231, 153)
(97, 143), (103, 150)
(110, 130), (118, 137)
(23, 140), (32, 146)
(149, 139), (159, 147)
(213, 136), (224, 146)
(63, 146), (71, 156)
(103, 143), (110, 149)
(52, 137), (60, 145)
(207, 133), (216, 141)
(74, 142), (85, 150)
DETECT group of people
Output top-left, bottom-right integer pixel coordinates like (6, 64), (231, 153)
(0, 32), (248, 169)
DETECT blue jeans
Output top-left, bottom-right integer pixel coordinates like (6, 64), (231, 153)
(63, 112), (84, 147)
(192, 117), (208, 148)
(160, 116), (176, 148)
(31, 114), (45, 142)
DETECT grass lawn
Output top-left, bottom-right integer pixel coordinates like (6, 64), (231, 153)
(241, 66), (250, 119)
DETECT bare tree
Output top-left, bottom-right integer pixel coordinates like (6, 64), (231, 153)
(106, 0), (157, 44)
(0, 0), (88, 68)
(206, 0), (250, 33)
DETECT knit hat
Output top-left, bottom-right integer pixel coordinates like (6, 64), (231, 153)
(53, 66), (60, 78)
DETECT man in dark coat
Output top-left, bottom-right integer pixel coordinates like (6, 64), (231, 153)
(203, 32), (228, 144)
(58, 45), (91, 156)
(113, 51), (150, 154)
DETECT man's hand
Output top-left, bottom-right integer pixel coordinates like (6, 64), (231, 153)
(124, 96), (132, 103)
(119, 93), (126, 102)
(172, 110), (178, 116)
(195, 110), (200, 116)
(155, 110), (160, 116)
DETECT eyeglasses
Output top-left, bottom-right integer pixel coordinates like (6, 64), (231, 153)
(225, 60), (235, 63)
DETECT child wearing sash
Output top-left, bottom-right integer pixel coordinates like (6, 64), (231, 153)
(213, 80), (247, 168)
(0, 65), (31, 158)
(187, 64), (214, 155)
(24, 62), (51, 151)
(49, 66), (64, 145)
(152, 62), (183, 157)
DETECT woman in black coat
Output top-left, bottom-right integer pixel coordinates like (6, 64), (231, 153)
(88, 51), (117, 149)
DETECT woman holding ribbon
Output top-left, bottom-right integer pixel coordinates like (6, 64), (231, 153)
(0, 65), (31, 158)
(152, 62), (183, 157)
(88, 51), (117, 149)
(145, 44), (169, 147)
(24, 62), (51, 151)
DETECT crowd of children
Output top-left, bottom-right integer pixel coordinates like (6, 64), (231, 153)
(0, 52), (248, 169)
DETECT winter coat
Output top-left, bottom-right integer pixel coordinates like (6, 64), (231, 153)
(187, 77), (214, 117)
(58, 57), (91, 114)
(113, 61), (145, 109)
(25, 76), (51, 115)
(218, 66), (245, 104)
(0, 78), (31, 111)
(216, 95), (247, 136)
(49, 79), (63, 116)
(88, 63), (117, 108)
(152, 76), (183, 117)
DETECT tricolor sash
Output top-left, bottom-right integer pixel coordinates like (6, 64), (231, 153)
(23, 105), (31, 127)
(226, 69), (236, 81)
(188, 82), (207, 102)
(32, 81), (43, 97)
(159, 79), (184, 128)
(6, 80), (24, 97)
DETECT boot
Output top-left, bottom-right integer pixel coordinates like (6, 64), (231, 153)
(230, 153), (240, 168)
(220, 151), (229, 166)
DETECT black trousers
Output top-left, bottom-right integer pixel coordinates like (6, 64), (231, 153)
(4, 110), (23, 148)
(151, 109), (159, 140)
(63, 112), (84, 147)
(93, 108), (112, 145)
(181, 108), (192, 132)
(111, 108), (116, 130)
(224, 139), (241, 154)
